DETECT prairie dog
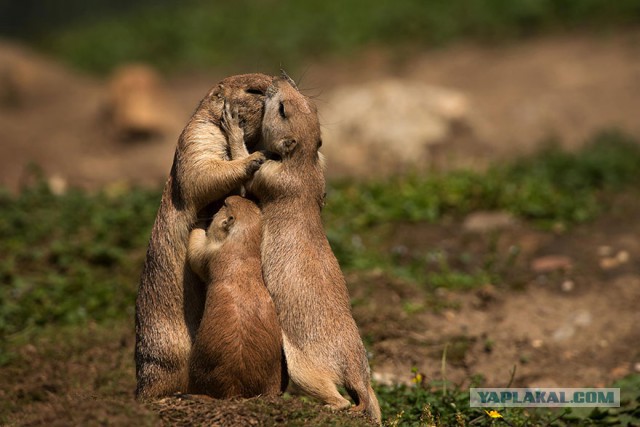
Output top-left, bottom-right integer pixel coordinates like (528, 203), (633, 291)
(187, 195), (284, 398)
(135, 73), (274, 400)
(247, 75), (381, 423)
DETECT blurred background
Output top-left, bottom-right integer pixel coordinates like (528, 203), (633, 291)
(2, 0), (640, 188)
(1, 1), (640, 425)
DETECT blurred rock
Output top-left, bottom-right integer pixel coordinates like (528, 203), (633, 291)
(0, 56), (34, 107)
(597, 245), (612, 257)
(598, 249), (630, 270)
(105, 63), (176, 140)
(610, 364), (630, 379)
(443, 309), (457, 321)
(616, 250), (629, 263)
(572, 310), (592, 327)
(47, 174), (67, 195)
(463, 211), (516, 233)
(599, 257), (619, 270)
(0, 41), (66, 108)
(553, 310), (592, 342)
(560, 279), (574, 292)
(473, 283), (499, 309)
(553, 324), (575, 342)
(531, 255), (573, 273)
(319, 79), (472, 177)
(371, 371), (402, 386)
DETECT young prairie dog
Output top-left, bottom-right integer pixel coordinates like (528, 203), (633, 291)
(246, 75), (381, 423)
(187, 195), (284, 398)
(135, 73), (274, 400)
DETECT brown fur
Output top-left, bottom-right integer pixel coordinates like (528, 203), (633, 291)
(248, 76), (382, 423)
(186, 196), (284, 398)
(134, 73), (274, 400)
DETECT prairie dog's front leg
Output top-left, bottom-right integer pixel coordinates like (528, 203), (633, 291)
(187, 228), (212, 282)
(221, 101), (249, 160)
(247, 159), (284, 196)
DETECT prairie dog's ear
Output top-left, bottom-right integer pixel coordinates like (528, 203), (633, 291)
(282, 138), (297, 154)
(222, 215), (235, 230)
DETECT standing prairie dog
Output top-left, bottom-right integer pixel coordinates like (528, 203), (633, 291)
(245, 75), (381, 423)
(135, 73), (274, 400)
(187, 195), (284, 398)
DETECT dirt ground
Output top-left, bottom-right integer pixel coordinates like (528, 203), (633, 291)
(3, 193), (639, 425)
(353, 192), (640, 390)
(2, 30), (640, 425)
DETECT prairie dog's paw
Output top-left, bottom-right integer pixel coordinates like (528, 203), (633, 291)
(189, 227), (207, 240)
(323, 402), (352, 411)
(246, 151), (266, 174)
(221, 101), (244, 141)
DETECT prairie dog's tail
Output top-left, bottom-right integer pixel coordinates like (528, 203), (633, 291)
(365, 384), (382, 424)
(348, 382), (382, 424)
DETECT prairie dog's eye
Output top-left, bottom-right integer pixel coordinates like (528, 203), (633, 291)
(279, 102), (286, 118)
(246, 88), (265, 95)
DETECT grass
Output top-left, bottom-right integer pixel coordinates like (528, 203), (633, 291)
(0, 174), (159, 357)
(11, 0), (640, 74)
(376, 372), (640, 426)
(327, 130), (640, 229)
(1, 131), (640, 424)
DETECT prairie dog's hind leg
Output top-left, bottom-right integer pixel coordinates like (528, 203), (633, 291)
(316, 378), (351, 411)
(284, 344), (351, 410)
(296, 373), (351, 411)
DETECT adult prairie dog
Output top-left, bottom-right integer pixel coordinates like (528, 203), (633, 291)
(187, 195), (284, 398)
(135, 73), (273, 400)
(247, 75), (381, 423)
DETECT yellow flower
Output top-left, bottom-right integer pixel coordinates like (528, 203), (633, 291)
(411, 373), (423, 384)
(485, 410), (503, 419)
